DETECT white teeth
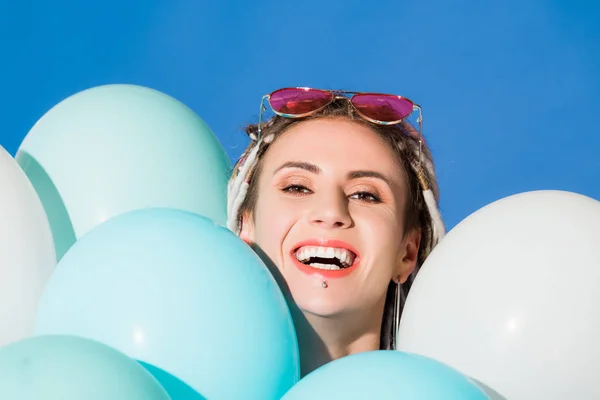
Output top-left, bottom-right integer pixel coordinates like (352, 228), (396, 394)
(317, 247), (326, 257)
(294, 245), (356, 267)
(308, 263), (341, 271)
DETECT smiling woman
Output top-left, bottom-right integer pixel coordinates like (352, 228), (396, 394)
(227, 87), (445, 377)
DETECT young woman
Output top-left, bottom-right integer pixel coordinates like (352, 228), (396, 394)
(227, 87), (445, 376)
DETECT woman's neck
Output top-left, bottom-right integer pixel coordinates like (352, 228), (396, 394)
(293, 307), (383, 376)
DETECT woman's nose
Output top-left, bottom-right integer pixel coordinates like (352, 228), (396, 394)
(308, 190), (352, 229)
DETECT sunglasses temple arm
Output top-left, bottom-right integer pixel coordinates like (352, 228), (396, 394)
(257, 94), (269, 141)
(414, 105), (423, 174)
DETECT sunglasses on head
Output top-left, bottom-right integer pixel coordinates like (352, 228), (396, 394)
(257, 87), (423, 141)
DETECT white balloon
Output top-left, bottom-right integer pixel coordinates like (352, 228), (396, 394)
(0, 145), (56, 347)
(398, 190), (600, 400)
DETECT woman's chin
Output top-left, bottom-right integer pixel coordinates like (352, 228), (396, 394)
(293, 295), (352, 319)
(284, 270), (361, 318)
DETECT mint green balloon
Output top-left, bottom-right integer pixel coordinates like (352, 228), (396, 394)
(16, 84), (231, 260)
(0, 335), (170, 400)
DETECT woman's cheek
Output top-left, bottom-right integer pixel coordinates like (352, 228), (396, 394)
(356, 211), (401, 250)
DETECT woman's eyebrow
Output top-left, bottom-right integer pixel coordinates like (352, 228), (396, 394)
(347, 170), (392, 187)
(273, 161), (321, 175)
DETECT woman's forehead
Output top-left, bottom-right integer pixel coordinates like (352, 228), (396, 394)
(263, 119), (402, 173)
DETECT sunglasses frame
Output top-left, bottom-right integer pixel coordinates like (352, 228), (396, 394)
(257, 87), (423, 142)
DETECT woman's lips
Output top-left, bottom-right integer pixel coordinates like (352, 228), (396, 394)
(290, 238), (360, 279)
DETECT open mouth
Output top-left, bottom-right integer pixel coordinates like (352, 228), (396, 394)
(294, 245), (357, 271)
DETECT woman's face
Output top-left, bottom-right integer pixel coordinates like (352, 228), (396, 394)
(241, 118), (419, 318)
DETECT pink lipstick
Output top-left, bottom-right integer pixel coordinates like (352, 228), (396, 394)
(290, 238), (360, 279)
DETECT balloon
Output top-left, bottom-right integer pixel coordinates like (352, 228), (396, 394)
(281, 350), (489, 399)
(0, 335), (170, 400)
(397, 190), (600, 399)
(0, 145), (56, 347)
(16, 84), (231, 260)
(35, 208), (300, 400)
(140, 362), (206, 400)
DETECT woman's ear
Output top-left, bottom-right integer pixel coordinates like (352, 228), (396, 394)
(394, 229), (421, 284)
(239, 211), (255, 245)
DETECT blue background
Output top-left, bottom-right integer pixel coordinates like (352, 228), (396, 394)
(1, 0), (599, 229)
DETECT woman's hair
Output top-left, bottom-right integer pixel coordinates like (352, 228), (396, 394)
(227, 98), (445, 349)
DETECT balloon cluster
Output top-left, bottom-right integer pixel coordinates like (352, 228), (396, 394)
(1, 84), (599, 399)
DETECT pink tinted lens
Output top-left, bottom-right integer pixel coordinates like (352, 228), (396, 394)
(351, 94), (414, 122)
(269, 88), (333, 115)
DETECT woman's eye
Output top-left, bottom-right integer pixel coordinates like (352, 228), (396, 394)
(282, 184), (312, 195)
(350, 191), (381, 203)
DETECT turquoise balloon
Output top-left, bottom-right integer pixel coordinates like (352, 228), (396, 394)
(140, 362), (206, 400)
(0, 335), (170, 400)
(34, 208), (300, 400)
(16, 84), (231, 260)
(282, 351), (490, 400)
